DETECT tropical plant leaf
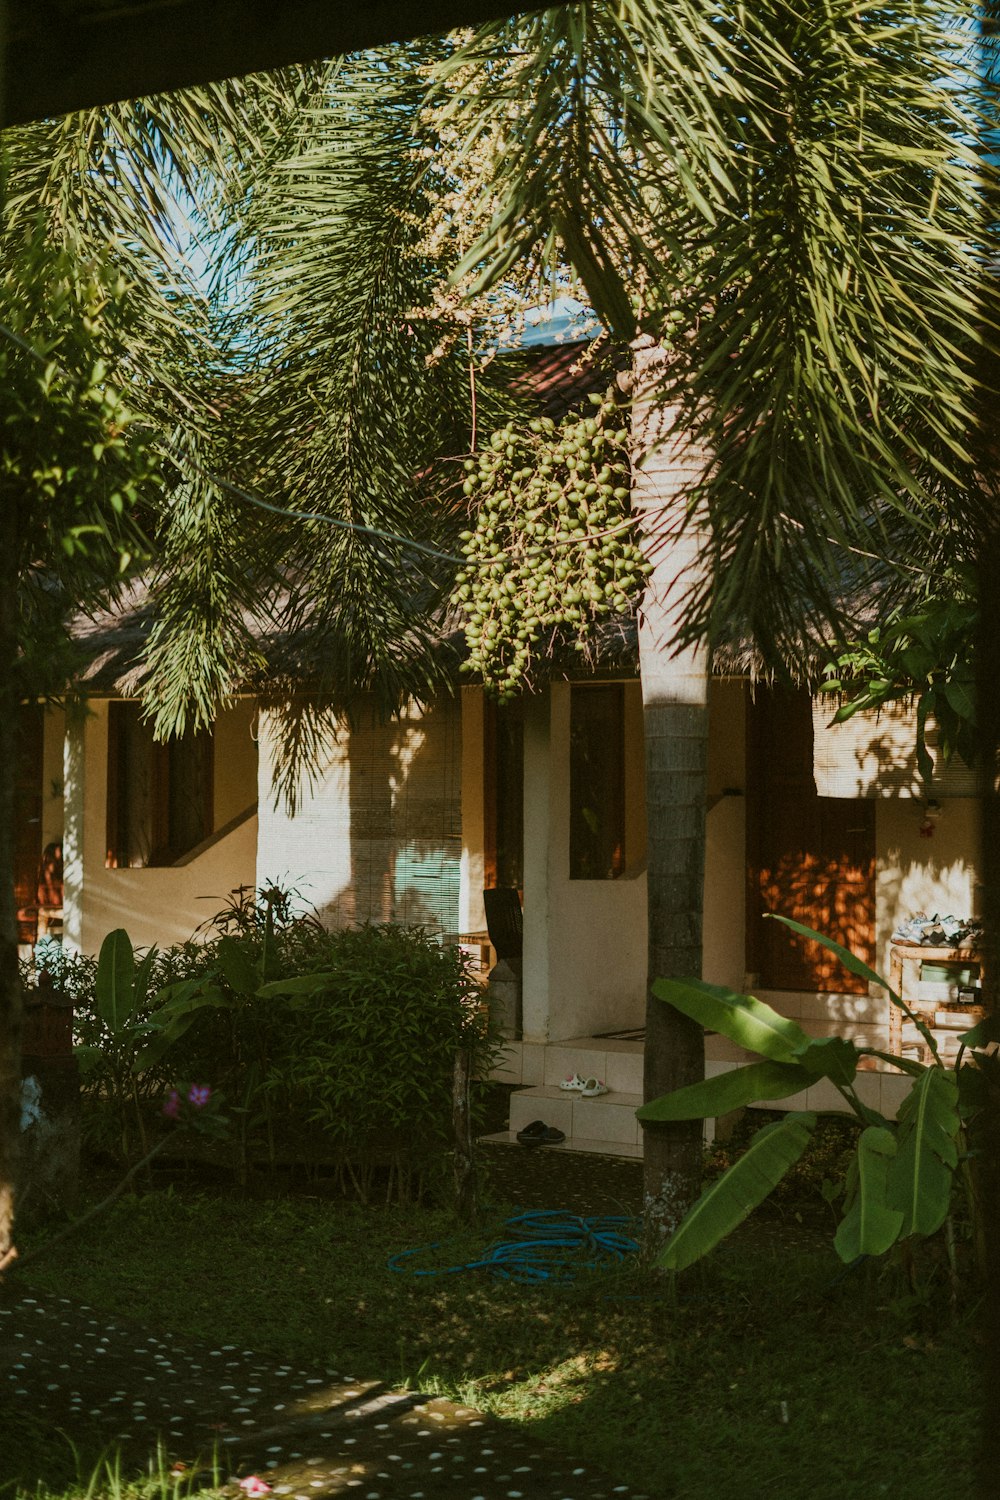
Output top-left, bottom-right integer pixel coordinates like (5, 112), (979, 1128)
(957, 1013), (1000, 1051)
(95, 929), (136, 1034)
(794, 1035), (859, 1087)
(132, 944), (159, 1013)
(858, 1049), (926, 1078)
(132, 1009), (209, 1072)
(834, 1126), (904, 1262)
(651, 977), (810, 1061)
(257, 973), (337, 998)
(216, 936), (259, 998)
(887, 1067), (960, 1239)
(656, 1113), (817, 1272)
(637, 1060), (814, 1122)
(72, 1044), (105, 1074)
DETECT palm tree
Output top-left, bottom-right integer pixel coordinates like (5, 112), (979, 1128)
(421, 0), (995, 1226)
(138, 1), (992, 1231)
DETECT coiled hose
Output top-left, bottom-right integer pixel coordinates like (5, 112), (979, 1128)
(388, 1210), (641, 1285)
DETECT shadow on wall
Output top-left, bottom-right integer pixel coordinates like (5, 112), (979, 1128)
(876, 798), (980, 972)
(319, 696), (464, 930)
(758, 850), (875, 991)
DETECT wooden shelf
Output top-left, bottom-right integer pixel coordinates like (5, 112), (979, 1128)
(888, 942), (983, 1062)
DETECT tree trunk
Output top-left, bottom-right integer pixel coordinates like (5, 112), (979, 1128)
(977, 515), (1000, 1493)
(0, 510), (21, 1271)
(631, 337), (710, 1241)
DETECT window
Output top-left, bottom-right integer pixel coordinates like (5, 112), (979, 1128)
(484, 697), (523, 890)
(570, 684), (625, 879)
(106, 702), (213, 868)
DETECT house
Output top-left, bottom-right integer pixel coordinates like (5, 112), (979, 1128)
(15, 343), (981, 1155)
(17, 660), (980, 1153)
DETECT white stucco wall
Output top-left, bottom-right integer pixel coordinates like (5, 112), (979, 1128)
(63, 699), (258, 955)
(875, 798), (980, 977)
(521, 683), (648, 1041)
(515, 677), (749, 1041)
(256, 696), (463, 932)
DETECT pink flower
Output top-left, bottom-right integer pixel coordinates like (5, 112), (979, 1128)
(162, 1089), (180, 1119)
(187, 1084), (211, 1109)
(238, 1478), (271, 1496)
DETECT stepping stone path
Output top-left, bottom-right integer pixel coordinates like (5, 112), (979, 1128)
(1, 1287), (649, 1500)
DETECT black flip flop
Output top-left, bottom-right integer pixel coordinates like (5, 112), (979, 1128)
(516, 1119), (566, 1147)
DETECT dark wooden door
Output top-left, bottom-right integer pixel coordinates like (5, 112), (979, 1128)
(747, 688), (875, 993)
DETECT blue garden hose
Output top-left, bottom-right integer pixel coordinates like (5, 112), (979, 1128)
(388, 1210), (641, 1285)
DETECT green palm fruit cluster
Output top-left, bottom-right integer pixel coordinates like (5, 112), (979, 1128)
(453, 395), (650, 701)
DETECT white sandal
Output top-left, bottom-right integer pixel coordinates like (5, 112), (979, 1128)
(560, 1073), (587, 1091)
(580, 1077), (609, 1097)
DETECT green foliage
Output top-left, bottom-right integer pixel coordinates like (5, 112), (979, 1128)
(439, 1), (997, 664)
(639, 1060), (815, 1121)
(34, 940), (165, 1164)
(644, 915), (985, 1273)
(454, 401), (648, 698)
(657, 1113), (818, 1271)
(888, 1067), (960, 1240)
(0, 232), (160, 695)
(820, 584), (978, 787)
(834, 1127), (903, 1261)
(260, 921), (499, 1198)
(72, 894), (499, 1200)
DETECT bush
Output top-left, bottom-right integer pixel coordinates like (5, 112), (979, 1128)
(262, 921), (498, 1197)
(65, 892), (501, 1198)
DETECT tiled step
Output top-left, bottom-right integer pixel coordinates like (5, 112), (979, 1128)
(489, 1038), (644, 1092)
(508, 1083), (642, 1150)
(479, 1129), (642, 1160)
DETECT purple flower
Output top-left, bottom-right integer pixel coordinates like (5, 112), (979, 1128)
(187, 1084), (211, 1109)
(162, 1089), (180, 1119)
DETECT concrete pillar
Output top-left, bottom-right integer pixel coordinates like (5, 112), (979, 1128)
(62, 711), (87, 955)
(459, 687), (486, 934)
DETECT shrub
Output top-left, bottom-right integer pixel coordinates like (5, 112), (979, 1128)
(66, 892), (501, 1197)
(261, 921), (499, 1198)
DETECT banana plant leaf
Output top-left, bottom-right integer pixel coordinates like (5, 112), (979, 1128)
(858, 1049), (925, 1078)
(656, 1113), (817, 1272)
(651, 977), (810, 1062)
(73, 1044), (105, 1074)
(834, 1126), (904, 1262)
(958, 1013), (1000, 1050)
(96, 928), (137, 1033)
(637, 1060), (814, 1122)
(794, 1035), (859, 1086)
(887, 1067), (960, 1239)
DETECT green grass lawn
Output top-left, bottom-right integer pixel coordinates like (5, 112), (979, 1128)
(3, 1163), (979, 1500)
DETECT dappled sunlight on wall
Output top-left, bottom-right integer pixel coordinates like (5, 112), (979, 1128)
(757, 850), (874, 993)
(876, 798), (980, 976)
(257, 699), (462, 935)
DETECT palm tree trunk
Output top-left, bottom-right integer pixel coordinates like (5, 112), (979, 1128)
(977, 517), (1000, 1492)
(631, 337), (710, 1240)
